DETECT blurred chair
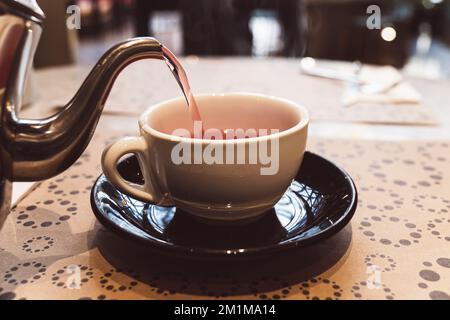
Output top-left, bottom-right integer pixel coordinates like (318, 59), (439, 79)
(180, 0), (253, 56)
(247, 0), (306, 56)
(134, 0), (179, 37)
(34, 0), (77, 68)
(427, 0), (450, 47)
(305, 0), (417, 68)
(133, 0), (305, 57)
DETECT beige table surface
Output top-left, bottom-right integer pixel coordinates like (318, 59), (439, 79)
(2, 58), (450, 300)
(28, 58), (447, 125)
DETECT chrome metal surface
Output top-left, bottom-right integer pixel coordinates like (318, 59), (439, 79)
(0, 0), (164, 229)
(3, 37), (163, 181)
(0, 0), (44, 22)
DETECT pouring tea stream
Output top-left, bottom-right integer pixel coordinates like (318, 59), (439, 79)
(0, 0), (199, 229)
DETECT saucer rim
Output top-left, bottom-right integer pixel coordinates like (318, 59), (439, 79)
(90, 151), (358, 259)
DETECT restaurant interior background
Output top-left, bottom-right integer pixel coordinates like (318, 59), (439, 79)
(34, 0), (450, 79)
(2, 0), (450, 302)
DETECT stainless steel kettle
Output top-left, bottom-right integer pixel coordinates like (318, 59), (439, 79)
(0, 0), (165, 228)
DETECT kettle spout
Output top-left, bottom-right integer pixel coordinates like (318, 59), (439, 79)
(2, 37), (163, 181)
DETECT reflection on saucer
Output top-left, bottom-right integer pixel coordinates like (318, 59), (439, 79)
(91, 152), (357, 259)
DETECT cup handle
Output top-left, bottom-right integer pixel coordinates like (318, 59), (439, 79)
(101, 136), (157, 203)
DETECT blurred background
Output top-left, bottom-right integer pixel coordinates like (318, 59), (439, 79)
(34, 0), (450, 79)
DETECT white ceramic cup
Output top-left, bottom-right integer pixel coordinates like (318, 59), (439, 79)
(102, 93), (309, 223)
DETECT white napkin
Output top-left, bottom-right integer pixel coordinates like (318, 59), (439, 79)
(341, 65), (422, 107)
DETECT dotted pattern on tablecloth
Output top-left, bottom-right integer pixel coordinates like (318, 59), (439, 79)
(0, 129), (449, 300)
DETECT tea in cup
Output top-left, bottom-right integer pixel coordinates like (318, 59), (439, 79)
(101, 93), (309, 223)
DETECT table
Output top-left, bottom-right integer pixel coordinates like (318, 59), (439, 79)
(1, 59), (450, 300)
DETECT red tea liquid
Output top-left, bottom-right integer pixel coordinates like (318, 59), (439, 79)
(162, 46), (203, 124)
(162, 46), (274, 140)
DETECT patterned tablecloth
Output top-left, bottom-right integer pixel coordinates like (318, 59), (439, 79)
(29, 58), (442, 125)
(1, 117), (449, 300)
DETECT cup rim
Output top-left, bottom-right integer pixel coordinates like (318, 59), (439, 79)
(139, 92), (309, 144)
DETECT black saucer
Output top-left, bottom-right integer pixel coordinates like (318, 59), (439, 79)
(91, 152), (357, 260)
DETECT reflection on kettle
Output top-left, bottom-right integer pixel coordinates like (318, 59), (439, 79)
(0, 0), (165, 228)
